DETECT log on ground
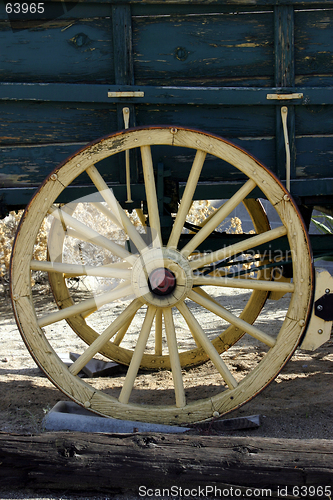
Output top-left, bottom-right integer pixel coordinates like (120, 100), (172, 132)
(0, 431), (332, 494)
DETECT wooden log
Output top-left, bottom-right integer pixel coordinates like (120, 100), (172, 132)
(0, 431), (332, 495)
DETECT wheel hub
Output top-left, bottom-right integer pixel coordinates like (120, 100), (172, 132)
(131, 247), (193, 307)
(148, 268), (176, 296)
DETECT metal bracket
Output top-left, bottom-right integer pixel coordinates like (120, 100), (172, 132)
(122, 107), (133, 203)
(267, 93), (303, 100)
(108, 91), (144, 98)
(314, 293), (333, 321)
(281, 106), (291, 192)
(300, 268), (333, 350)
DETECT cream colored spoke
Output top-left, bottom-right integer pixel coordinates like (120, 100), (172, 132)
(193, 275), (295, 293)
(113, 314), (135, 346)
(163, 308), (186, 408)
(91, 201), (122, 228)
(63, 260), (131, 279)
(188, 289), (276, 348)
(86, 165), (147, 252)
(48, 206), (135, 264)
(30, 260), (131, 280)
(167, 150), (206, 249)
(140, 145), (162, 247)
(38, 282), (133, 328)
(177, 301), (238, 389)
(190, 225), (288, 271)
(155, 309), (163, 356)
(181, 178), (256, 257)
(118, 306), (156, 404)
(69, 298), (142, 376)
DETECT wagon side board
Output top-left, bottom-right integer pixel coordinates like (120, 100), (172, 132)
(0, 0), (333, 215)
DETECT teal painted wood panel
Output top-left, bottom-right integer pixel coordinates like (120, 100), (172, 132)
(0, 102), (118, 145)
(295, 136), (333, 178)
(295, 8), (333, 86)
(135, 104), (276, 138)
(296, 105), (333, 135)
(0, 17), (114, 83)
(132, 10), (274, 87)
(0, 144), (123, 189)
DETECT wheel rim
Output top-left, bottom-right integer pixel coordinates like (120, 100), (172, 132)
(11, 127), (313, 424)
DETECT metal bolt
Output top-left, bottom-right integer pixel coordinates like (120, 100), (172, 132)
(299, 319), (305, 326)
(283, 194), (290, 201)
(170, 128), (178, 134)
(325, 288), (330, 294)
(213, 411), (219, 418)
(317, 304), (323, 311)
(84, 401), (91, 408)
(318, 329), (323, 334)
(50, 173), (58, 181)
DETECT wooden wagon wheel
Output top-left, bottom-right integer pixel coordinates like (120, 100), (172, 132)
(46, 197), (271, 370)
(11, 127), (313, 424)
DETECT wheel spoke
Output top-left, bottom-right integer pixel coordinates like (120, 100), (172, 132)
(177, 301), (238, 389)
(62, 261), (131, 279)
(69, 298), (142, 376)
(113, 314), (135, 346)
(167, 150), (206, 249)
(193, 275), (294, 293)
(48, 206), (136, 264)
(188, 289), (276, 348)
(38, 282), (133, 328)
(190, 225), (288, 271)
(155, 309), (163, 356)
(140, 145), (162, 247)
(181, 178), (256, 257)
(30, 260), (131, 280)
(118, 306), (156, 404)
(86, 165), (147, 253)
(163, 308), (186, 408)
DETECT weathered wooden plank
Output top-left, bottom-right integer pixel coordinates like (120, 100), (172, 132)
(274, 5), (296, 183)
(295, 136), (333, 178)
(1, 128), (332, 190)
(0, 18), (114, 83)
(0, 102), (117, 145)
(296, 105), (333, 135)
(112, 4), (138, 184)
(132, 11), (274, 86)
(136, 104), (276, 138)
(0, 432), (332, 493)
(295, 8), (333, 85)
(1, 83), (333, 105)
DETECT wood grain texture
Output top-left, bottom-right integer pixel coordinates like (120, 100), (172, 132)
(0, 18), (114, 84)
(0, 432), (332, 493)
(132, 11), (274, 87)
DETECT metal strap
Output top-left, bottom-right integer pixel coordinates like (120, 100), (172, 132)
(281, 106), (291, 192)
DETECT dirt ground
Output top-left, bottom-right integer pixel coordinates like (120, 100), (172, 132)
(0, 280), (332, 440)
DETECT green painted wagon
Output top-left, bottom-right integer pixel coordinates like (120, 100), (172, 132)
(1, 0), (333, 424)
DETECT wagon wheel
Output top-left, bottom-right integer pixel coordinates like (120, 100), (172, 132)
(46, 196), (271, 370)
(11, 127), (313, 424)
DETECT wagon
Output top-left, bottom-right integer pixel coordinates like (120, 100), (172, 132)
(1, 0), (333, 425)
